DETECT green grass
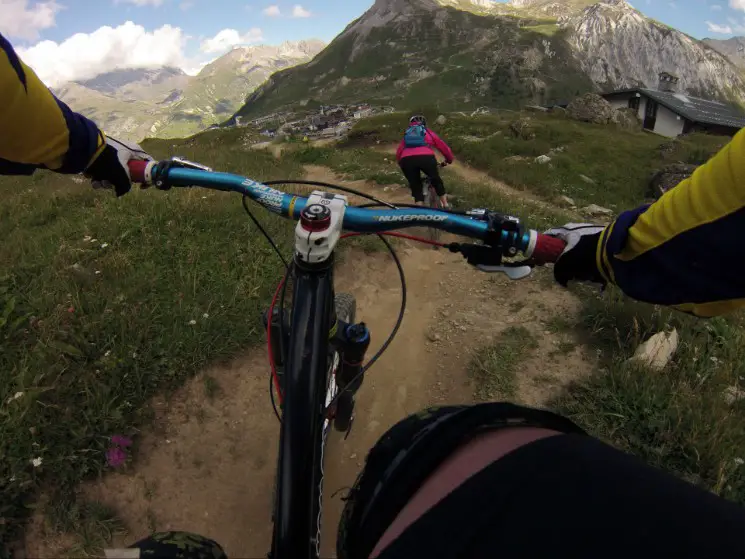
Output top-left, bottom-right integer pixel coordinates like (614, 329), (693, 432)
(47, 499), (126, 556)
(471, 326), (538, 401)
(0, 131), (308, 551)
(552, 287), (745, 504)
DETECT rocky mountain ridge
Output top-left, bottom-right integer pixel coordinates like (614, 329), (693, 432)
(704, 36), (745, 70)
(559, 0), (745, 99)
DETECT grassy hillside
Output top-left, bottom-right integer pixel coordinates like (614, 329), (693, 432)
(344, 110), (726, 208)
(236, 6), (594, 119)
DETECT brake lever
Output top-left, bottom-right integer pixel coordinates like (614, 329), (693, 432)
(448, 243), (534, 280)
(476, 264), (532, 280)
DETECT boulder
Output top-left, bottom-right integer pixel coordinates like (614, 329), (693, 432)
(581, 204), (614, 216)
(628, 329), (679, 371)
(509, 118), (535, 140)
(436, 114), (447, 125)
(566, 93), (615, 124)
(648, 163), (697, 199)
(535, 155), (551, 164)
(614, 107), (642, 131)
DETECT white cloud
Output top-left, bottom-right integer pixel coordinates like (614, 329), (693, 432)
(706, 20), (734, 33)
(710, 4), (723, 9)
(292, 4), (311, 17)
(0, 0), (62, 41)
(184, 59), (212, 76)
(263, 4), (281, 16)
(730, 0), (745, 12)
(16, 21), (188, 86)
(199, 28), (263, 53)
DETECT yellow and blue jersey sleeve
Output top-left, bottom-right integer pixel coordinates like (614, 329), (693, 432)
(0, 33), (105, 175)
(599, 127), (745, 317)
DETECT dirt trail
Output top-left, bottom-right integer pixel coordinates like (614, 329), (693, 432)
(26, 167), (595, 558)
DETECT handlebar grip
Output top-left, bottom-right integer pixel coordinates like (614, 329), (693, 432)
(532, 234), (567, 264)
(128, 160), (152, 184)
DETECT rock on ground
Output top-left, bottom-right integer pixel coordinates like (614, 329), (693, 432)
(535, 155), (551, 164)
(509, 118), (535, 140)
(648, 163), (697, 199)
(628, 329), (679, 371)
(435, 115), (447, 125)
(579, 174), (595, 184)
(559, 195), (576, 206)
(614, 107), (642, 131)
(723, 385), (745, 405)
(567, 93), (615, 124)
(581, 204), (614, 216)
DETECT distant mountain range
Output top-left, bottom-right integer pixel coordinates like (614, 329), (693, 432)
(56, 1), (745, 141)
(54, 40), (325, 141)
(235, 0), (745, 120)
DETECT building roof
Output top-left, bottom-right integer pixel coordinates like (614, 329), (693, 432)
(605, 89), (745, 129)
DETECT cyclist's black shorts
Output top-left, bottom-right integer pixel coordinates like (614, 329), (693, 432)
(337, 402), (745, 559)
(399, 154), (445, 201)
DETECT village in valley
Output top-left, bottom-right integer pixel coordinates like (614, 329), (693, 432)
(233, 103), (397, 140)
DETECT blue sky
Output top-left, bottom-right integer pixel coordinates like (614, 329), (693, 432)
(44, 0), (370, 46)
(2, 0), (745, 86)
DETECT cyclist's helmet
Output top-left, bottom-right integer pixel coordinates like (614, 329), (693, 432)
(409, 115), (427, 127)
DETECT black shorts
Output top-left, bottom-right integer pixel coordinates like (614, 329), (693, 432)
(337, 403), (745, 559)
(399, 154), (445, 201)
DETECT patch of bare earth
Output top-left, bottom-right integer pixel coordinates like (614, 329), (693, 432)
(24, 167), (595, 558)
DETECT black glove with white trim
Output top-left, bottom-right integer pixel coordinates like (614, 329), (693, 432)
(85, 136), (153, 196)
(545, 223), (607, 287)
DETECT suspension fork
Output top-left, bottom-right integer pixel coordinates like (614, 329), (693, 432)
(331, 321), (370, 394)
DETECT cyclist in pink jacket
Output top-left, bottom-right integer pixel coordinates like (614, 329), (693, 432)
(396, 115), (455, 208)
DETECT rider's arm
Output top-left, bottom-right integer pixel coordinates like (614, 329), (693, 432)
(0, 33), (105, 176)
(600, 128), (745, 317)
(427, 130), (454, 164)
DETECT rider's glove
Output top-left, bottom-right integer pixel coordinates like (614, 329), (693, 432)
(545, 223), (607, 287)
(85, 136), (153, 197)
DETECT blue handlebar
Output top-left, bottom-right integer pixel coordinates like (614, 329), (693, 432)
(161, 166), (532, 253)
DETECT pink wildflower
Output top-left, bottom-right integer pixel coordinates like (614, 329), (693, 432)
(106, 447), (127, 468)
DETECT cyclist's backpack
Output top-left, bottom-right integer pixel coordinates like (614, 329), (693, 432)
(403, 124), (428, 148)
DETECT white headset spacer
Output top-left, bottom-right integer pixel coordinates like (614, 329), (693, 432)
(143, 160), (157, 185)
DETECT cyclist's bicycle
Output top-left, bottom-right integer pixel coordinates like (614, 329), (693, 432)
(422, 160), (449, 242)
(128, 157), (566, 559)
